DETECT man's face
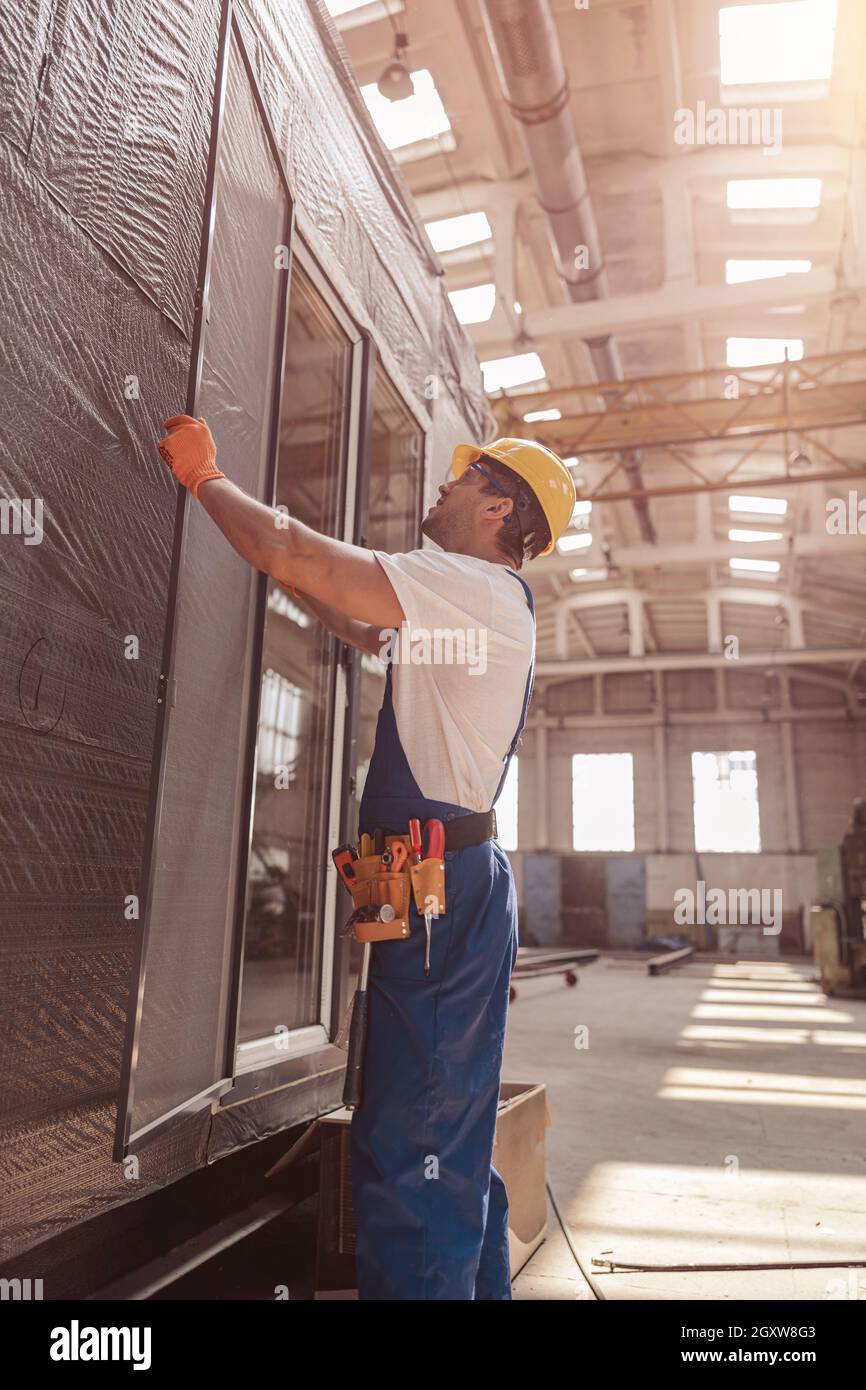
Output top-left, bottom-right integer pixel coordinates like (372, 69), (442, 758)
(421, 469), (490, 550)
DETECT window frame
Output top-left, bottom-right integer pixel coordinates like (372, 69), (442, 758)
(328, 348), (429, 1029)
(114, 1), (295, 1161)
(227, 238), (366, 1082)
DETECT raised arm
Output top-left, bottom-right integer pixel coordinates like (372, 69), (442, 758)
(286, 584), (388, 658)
(156, 415), (404, 630)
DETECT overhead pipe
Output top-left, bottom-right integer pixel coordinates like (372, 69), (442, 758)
(479, 0), (656, 543)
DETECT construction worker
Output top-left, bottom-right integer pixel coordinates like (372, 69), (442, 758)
(156, 415), (576, 1300)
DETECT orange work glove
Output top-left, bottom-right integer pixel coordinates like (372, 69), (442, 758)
(156, 414), (225, 496)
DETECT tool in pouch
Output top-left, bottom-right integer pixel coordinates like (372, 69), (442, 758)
(331, 833), (411, 944)
(333, 830), (412, 1110)
(333, 822), (447, 1108)
(408, 818), (446, 976)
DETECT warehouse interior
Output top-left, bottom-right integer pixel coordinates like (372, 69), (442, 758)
(1, 0), (865, 1313)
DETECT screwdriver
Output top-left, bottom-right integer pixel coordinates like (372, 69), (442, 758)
(421, 818), (445, 976)
(408, 819), (422, 865)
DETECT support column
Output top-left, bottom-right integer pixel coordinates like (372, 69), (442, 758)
(780, 677), (802, 851)
(535, 721), (549, 850)
(628, 592), (645, 657)
(654, 726), (670, 852)
(706, 592), (723, 653)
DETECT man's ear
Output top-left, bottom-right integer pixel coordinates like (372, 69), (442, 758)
(481, 494), (513, 525)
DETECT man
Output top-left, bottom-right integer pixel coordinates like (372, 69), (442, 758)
(156, 415), (576, 1299)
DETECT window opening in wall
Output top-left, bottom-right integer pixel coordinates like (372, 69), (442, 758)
(692, 750), (761, 853)
(572, 753), (635, 851)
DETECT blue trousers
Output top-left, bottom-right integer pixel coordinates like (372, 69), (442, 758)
(350, 839), (518, 1300)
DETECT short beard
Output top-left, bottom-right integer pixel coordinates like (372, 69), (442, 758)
(421, 507), (451, 548)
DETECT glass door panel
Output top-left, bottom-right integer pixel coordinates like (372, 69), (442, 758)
(237, 263), (351, 1044)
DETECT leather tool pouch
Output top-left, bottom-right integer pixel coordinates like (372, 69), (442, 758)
(409, 857), (446, 918)
(347, 855), (411, 943)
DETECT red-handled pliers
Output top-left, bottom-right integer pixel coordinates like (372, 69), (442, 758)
(423, 819), (445, 860)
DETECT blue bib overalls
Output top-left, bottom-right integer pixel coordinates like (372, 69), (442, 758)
(349, 569), (536, 1300)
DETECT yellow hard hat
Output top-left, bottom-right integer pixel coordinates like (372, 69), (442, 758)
(451, 437), (576, 557)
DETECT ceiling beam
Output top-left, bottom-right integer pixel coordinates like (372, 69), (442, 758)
(535, 648), (866, 677)
(651, 0), (685, 160)
(585, 144), (855, 193)
(473, 269), (842, 347)
(412, 147), (854, 218)
(536, 529), (866, 579)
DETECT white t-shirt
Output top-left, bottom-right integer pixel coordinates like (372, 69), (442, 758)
(372, 548), (535, 811)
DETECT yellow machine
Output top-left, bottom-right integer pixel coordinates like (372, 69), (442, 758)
(811, 799), (866, 997)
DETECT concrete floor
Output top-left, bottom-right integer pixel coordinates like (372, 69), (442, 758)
(505, 957), (866, 1301)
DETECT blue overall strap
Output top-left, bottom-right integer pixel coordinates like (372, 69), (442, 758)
(491, 569), (536, 807)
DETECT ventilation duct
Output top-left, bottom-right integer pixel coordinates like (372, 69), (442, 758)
(480, 0), (656, 543)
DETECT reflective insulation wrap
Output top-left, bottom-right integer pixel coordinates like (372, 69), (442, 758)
(236, 0), (490, 441)
(0, 0), (487, 1261)
(129, 32), (290, 1142)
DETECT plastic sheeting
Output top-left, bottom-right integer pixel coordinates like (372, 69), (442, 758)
(0, 0), (220, 1260)
(129, 30), (290, 1141)
(237, 0), (489, 440)
(0, 0), (487, 1263)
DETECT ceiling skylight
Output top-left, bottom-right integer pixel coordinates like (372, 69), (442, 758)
(570, 567), (609, 583)
(729, 496), (788, 517)
(425, 211), (492, 253)
(361, 69), (451, 152)
(726, 337), (804, 367)
(480, 352), (546, 393)
(728, 528), (783, 544)
(556, 532), (593, 555)
(327, 0), (399, 16)
(725, 259), (812, 284)
(729, 557), (781, 576)
(448, 283), (496, 324)
(719, 1), (838, 87)
(726, 178), (822, 210)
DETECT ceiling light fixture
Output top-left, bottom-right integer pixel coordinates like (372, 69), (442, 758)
(377, 30), (413, 101)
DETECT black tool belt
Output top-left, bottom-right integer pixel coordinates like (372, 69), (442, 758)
(377, 809), (497, 852)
